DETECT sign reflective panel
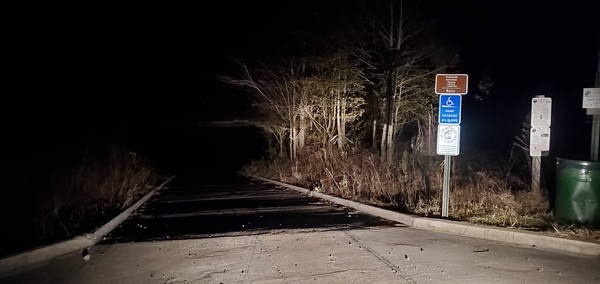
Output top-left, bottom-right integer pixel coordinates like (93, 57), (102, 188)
(435, 74), (468, 94)
(439, 94), (462, 124)
(583, 88), (600, 108)
(531, 97), (552, 127)
(530, 127), (550, 157)
(437, 124), (460, 156)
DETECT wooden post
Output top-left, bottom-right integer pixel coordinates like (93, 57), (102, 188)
(531, 156), (541, 194)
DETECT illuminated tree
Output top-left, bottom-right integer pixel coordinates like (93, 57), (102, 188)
(345, 0), (450, 163)
(220, 0), (457, 164)
(219, 53), (365, 161)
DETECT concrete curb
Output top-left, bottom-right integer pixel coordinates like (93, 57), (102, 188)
(0, 175), (176, 275)
(249, 175), (600, 258)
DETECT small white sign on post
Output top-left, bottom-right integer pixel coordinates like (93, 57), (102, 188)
(583, 88), (600, 108)
(436, 124), (460, 156)
(530, 97), (552, 157)
(529, 96), (551, 194)
(530, 127), (551, 157)
(583, 88), (600, 115)
(531, 97), (552, 127)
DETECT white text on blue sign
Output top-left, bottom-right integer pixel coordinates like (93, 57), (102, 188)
(439, 94), (462, 124)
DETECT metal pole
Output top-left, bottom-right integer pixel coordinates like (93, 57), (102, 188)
(592, 115), (599, 161)
(592, 35), (600, 161)
(442, 155), (451, 217)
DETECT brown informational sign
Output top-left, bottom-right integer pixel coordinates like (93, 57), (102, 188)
(435, 74), (468, 94)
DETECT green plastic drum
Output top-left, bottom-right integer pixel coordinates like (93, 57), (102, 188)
(555, 158), (600, 225)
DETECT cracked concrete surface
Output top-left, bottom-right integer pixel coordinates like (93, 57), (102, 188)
(2, 226), (599, 284)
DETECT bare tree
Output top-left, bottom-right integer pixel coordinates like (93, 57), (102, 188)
(347, 0), (449, 164)
(219, 0), (457, 166)
(218, 52), (365, 161)
(218, 59), (307, 160)
(301, 52), (365, 152)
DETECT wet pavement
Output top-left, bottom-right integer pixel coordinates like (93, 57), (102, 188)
(99, 173), (398, 244)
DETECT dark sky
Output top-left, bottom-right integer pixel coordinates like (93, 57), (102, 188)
(5, 1), (600, 160)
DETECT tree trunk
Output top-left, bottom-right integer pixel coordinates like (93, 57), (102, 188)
(289, 122), (297, 161)
(299, 110), (306, 151)
(336, 91), (345, 150)
(371, 90), (379, 153)
(276, 130), (285, 158)
(386, 122), (394, 163)
(372, 118), (378, 152)
(427, 107), (435, 155)
(382, 69), (396, 164)
(381, 123), (388, 162)
(341, 95), (347, 150)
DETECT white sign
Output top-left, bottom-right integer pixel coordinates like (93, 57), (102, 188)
(583, 88), (600, 108)
(437, 124), (460, 156)
(531, 97), (552, 127)
(530, 127), (550, 157)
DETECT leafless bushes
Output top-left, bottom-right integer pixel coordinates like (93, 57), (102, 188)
(41, 144), (159, 238)
(243, 146), (549, 229)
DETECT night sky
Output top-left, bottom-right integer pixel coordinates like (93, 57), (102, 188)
(5, 1), (600, 172)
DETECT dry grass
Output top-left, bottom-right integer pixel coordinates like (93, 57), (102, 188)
(242, 146), (599, 240)
(245, 148), (432, 210)
(547, 223), (600, 243)
(41, 144), (159, 239)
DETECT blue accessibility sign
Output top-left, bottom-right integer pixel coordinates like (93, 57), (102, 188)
(439, 94), (462, 124)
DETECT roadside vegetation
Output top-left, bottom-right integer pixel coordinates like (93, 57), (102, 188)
(221, 1), (599, 242)
(43, 144), (160, 241)
(241, 146), (600, 242)
(1, 143), (162, 258)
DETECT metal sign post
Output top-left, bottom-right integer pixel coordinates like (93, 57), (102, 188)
(437, 125), (460, 217)
(442, 155), (451, 217)
(583, 88), (600, 161)
(435, 75), (467, 218)
(593, 40), (600, 161)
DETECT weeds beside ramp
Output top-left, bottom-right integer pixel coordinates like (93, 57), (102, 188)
(248, 175), (600, 259)
(0, 176), (176, 276)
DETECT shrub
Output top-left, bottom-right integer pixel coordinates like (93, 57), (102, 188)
(242, 146), (550, 229)
(42, 144), (159, 240)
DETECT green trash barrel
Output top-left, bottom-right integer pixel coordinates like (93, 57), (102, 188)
(555, 158), (600, 225)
